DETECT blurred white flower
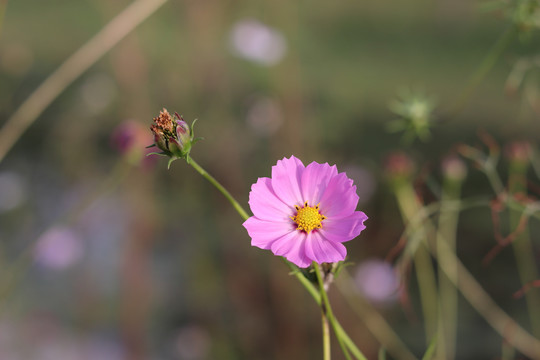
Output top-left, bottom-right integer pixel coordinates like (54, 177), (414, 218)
(354, 259), (399, 305)
(0, 171), (27, 212)
(80, 73), (117, 114)
(34, 227), (83, 270)
(230, 19), (287, 66)
(246, 97), (284, 136)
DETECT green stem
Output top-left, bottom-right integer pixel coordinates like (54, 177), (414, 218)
(334, 321), (368, 360)
(508, 162), (540, 338)
(393, 191), (540, 357)
(188, 157), (250, 221)
(314, 263), (357, 360)
(436, 178), (463, 360)
(283, 259), (321, 301)
(394, 182), (438, 345)
(186, 158), (366, 359)
(314, 264), (334, 360)
(336, 273), (417, 360)
(322, 310), (331, 360)
(484, 159), (505, 195)
(401, 197), (540, 358)
(449, 26), (515, 115)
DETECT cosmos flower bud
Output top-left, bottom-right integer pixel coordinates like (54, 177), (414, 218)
(149, 108), (200, 167)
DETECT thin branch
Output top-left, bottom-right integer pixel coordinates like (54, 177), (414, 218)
(433, 235), (540, 358)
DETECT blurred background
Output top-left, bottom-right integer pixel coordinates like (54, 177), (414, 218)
(1, 0), (540, 359)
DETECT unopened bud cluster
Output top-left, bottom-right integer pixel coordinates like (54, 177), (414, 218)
(149, 108), (199, 166)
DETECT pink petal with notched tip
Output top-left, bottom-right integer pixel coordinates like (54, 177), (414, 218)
(304, 231), (347, 264)
(319, 173), (359, 218)
(248, 177), (293, 222)
(301, 162), (337, 206)
(271, 156), (305, 207)
(321, 211), (368, 243)
(243, 217), (295, 249)
(244, 156), (368, 268)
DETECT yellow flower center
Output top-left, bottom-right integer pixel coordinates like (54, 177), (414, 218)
(291, 202), (326, 233)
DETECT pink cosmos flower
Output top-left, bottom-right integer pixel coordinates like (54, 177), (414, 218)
(243, 156), (368, 268)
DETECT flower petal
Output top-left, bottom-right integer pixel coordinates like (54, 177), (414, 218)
(271, 231), (311, 268)
(305, 231), (347, 263)
(301, 162), (338, 206)
(319, 172), (359, 218)
(271, 156), (305, 207)
(243, 217), (295, 249)
(321, 211), (368, 243)
(248, 177), (294, 222)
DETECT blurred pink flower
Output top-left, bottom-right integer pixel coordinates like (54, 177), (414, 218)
(230, 19), (287, 66)
(354, 259), (399, 305)
(34, 227), (83, 270)
(110, 120), (155, 167)
(243, 156), (368, 267)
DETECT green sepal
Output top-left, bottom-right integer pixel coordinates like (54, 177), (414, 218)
(333, 261), (354, 278)
(167, 157), (180, 169)
(190, 118), (198, 139)
(147, 151), (169, 157)
(286, 260), (304, 276)
(192, 137), (204, 144)
(145, 143), (156, 148)
(287, 268), (303, 276)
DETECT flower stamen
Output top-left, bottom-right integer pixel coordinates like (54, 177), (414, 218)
(291, 201), (326, 233)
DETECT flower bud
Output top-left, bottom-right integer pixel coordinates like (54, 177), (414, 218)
(384, 152), (415, 180)
(149, 108), (198, 166)
(505, 141), (531, 165)
(175, 117), (192, 152)
(441, 155), (467, 182)
(112, 120), (156, 167)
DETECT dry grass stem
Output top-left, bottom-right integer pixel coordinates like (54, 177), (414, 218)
(0, 0), (168, 163)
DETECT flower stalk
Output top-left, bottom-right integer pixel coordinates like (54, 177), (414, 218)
(148, 110), (369, 359)
(436, 157), (466, 360)
(448, 26), (516, 115)
(189, 158), (367, 359)
(188, 158), (250, 221)
(189, 156), (367, 359)
(386, 154), (438, 346)
(506, 143), (540, 338)
(314, 262), (355, 360)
